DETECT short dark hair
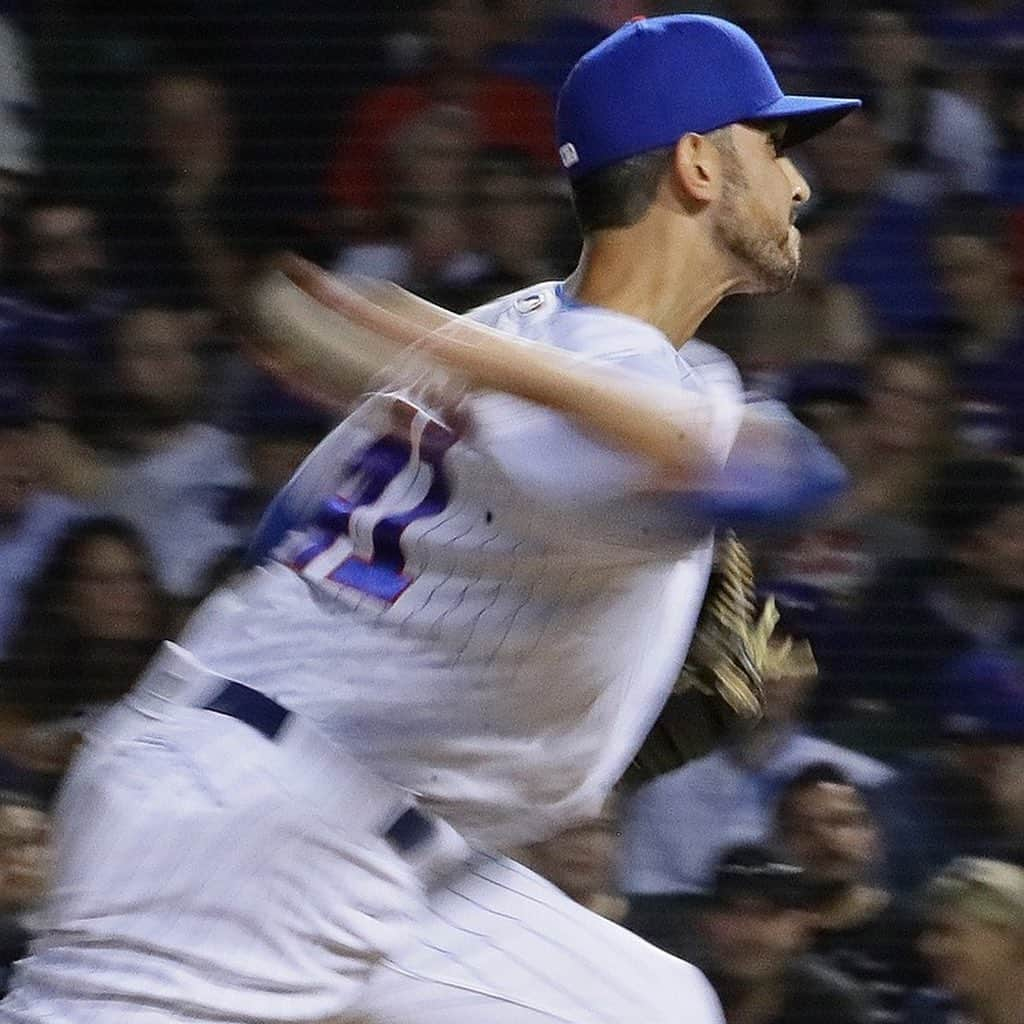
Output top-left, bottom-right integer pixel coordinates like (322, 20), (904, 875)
(569, 146), (675, 233)
(774, 761), (855, 832)
(708, 842), (811, 910)
(569, 125), (741, 234)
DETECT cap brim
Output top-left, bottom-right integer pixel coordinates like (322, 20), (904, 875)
(747, 95), (861, 148)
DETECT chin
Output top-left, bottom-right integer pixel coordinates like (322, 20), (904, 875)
(725, 229), (801, 295)
(759, 258), (800, 294)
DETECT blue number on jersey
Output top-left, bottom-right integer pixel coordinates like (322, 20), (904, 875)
(285, 403), (456, 603)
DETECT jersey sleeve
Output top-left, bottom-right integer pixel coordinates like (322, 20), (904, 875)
(465, 336), (846, 546)
(247, 310), (847, 562)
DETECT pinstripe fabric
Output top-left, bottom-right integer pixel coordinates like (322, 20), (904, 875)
(0, 282), (751, 1023)
(349, 853), (724, 1024)
(178, 283), (745, 850)
(2, 678), (424, 1024)
(1, 666), (723, 1024)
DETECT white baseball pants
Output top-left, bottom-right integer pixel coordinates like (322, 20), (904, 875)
(0, 645), (721, 1024)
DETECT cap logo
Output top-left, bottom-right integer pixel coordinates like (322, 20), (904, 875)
(558, 142), (579, 169)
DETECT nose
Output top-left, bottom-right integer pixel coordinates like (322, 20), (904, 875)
(780, 157), (811, 206)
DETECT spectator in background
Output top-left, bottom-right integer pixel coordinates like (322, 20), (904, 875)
(0, 11), (38, 198)
(618, 629), (895, 902)
(0, 397), (84, 662)
(994, 65), (1024, 291)
(1, 516), (168, 732)
(511, 795), (627, 924)
(434, 145), (569, 311)
(35, 302), (251, 611)
(993, 64), (1024, 205)
(918, 2), (1024, 65)
(0, 190), (124, 414)
(0, 795), (49, 997)
(332, 104), (490, 301)
(760, 341), (956, 740)
(325, 0), (555, 240)
(846, 8), (998, 200)
(99, 303), (250, 608)
(781, 361), (866, 470)
(0, 516), (167, 827)
(854, 334), (950, 472)
(927, 194), (1023, 455)
(110, 67), (245, 313)
(906, 648), (1024, 872)
(774, 763), (926, 1023)
(793, 101), (945, 335)
(763, 339), (952, 617)
(693, 842), (871, 1024)
(723, 1), (850, 92)
(487, 0), (640, 97)
(224, 371), (333, 570)
(908, 858), (1024, 1024)
(841, 341), (953, 546)
(834, 456), (1024, 759)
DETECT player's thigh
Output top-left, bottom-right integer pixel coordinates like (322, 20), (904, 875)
(348, 853), (723, 1024)
(29, 705), (422, 1022)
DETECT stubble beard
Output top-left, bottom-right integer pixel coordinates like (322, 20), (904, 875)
(714, 164), (800, 294)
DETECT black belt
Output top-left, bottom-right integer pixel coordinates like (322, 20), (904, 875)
(202, 680), (434, 854)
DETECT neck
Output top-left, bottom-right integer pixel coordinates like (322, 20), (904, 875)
(563, 219), (742, 347)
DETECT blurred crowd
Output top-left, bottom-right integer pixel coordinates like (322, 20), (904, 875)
(0, 1), (1021, 1022)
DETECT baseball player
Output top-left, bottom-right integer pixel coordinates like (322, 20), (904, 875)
(0, 15), (858, 1024)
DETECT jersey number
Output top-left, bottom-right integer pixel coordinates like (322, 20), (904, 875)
(286, 406), (455, 603)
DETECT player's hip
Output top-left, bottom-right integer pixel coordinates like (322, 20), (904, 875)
(74, 641), (470, 877)
(10, 643), (473, 1021)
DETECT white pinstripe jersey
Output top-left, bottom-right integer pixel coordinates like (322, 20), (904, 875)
(179, 282), (745, 848)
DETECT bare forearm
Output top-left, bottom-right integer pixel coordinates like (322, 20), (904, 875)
(249, 258), (723, 483)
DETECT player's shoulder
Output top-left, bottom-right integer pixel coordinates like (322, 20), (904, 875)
(466, 281), (558, 327)
(677, 338), (743, 395)
(468, 281), (675, 362)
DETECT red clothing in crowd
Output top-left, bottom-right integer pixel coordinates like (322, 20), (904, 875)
(326, 72), (556, 216)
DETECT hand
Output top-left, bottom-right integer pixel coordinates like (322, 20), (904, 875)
(0, 712), (82, 774)
(0, 803), (51, 911)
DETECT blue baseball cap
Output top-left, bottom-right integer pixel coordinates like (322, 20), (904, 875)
(938, 648), (1024, 744)
(556, 15), (861, 179)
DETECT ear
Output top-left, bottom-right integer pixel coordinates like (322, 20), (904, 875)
(672, 132), (724, 204)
